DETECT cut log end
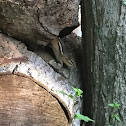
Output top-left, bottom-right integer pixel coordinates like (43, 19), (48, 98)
(0, 74), (69, 126)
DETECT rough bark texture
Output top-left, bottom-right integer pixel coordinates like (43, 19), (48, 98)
(0, 33), (81, 126)
(82, 0), (126, 126)
(0, 75), (69, 126)
(0, 0), (80, 46)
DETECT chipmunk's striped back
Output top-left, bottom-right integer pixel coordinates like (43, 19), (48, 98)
(51, 36), (75, 67)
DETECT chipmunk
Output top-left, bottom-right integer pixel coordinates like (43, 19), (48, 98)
(51, 36), (75, 67)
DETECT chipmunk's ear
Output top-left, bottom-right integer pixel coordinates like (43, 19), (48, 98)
(58, 23), (79, 38)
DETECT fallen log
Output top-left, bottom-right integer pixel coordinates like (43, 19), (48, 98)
(0, 33), (80, 126)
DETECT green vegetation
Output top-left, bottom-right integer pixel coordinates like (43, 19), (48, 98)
(59, 87), (122, 125)
(59, 87), (95, 123)
(108, 103), (121, 126)
(74, 113), (95, 122)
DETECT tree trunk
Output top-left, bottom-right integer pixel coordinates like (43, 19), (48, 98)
(82, 0), (126, 126)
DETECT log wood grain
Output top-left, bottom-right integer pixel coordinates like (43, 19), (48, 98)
(0, 75), (69, 126)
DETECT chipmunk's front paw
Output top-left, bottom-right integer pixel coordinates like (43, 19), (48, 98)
(61, 55), (75, 67)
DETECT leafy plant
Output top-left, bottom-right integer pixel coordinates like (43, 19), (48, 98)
(72, 86), (83, 97)
(108, 102), (121, 126)
(112, 114), (121, 122)
(59, 87), (95, 123)
(108, 103), (120, 109)
(58, 90), (75, 101)
(74, 113), (95, 122)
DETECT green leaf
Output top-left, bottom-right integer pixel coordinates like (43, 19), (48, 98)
(58, 91), (68, 96)
(108, 103), (120, 109)
(114, 103), (120, 108)
(108, 125), (113, 126)
(108, 103), (115, 107)
(72, 87), (83, 97)
(68, 94), (75, 101)
(74, 113), (95, 122)
(113, 114), (121, 122)
(58, 91), (75, 101)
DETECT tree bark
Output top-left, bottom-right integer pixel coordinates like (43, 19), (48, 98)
(82, 0), (126, 126)
(0, 0), (80, 46)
